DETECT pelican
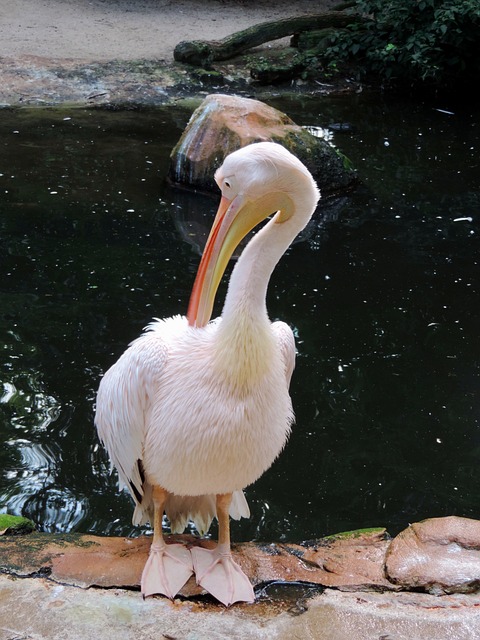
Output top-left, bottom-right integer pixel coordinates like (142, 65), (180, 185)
(95, 141), (320, 606)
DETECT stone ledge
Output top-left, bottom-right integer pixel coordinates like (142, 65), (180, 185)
(2, 517), (479, 599)
(0, 529), (391, 596)
(0, 54), (359, 109)
(2, 517), (480, 639)
(0, 575), (478, 640)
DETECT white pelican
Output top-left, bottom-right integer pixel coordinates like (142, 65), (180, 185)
(95, 141), (320, 606)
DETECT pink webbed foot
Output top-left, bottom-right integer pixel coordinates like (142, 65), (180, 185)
(141, 542), (194, 599)
(191, 544), (255, 606)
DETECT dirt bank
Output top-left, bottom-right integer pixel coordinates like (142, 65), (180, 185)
(1, 0), (337, 61)
(0, 0), (350, 106)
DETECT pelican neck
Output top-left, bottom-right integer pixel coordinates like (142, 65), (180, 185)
(220, 215), (296, 329)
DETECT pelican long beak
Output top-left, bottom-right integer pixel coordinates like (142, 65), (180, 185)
(187, 191), (291, 327)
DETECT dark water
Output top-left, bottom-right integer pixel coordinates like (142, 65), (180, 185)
(1, 95), (479, 542)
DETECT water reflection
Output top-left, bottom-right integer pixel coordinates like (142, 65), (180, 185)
(0, 98), (479, 540)
(3, 439), (86, 532)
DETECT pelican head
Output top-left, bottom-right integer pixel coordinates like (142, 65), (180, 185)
(187, 142), (320, 327)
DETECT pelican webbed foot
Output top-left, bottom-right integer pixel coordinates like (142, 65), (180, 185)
(141, 541), (194, 599)
(191, 544), (255, 606)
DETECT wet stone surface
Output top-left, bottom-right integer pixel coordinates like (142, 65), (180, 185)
(1, 518), (479, 599)
(385, 516), (480, 594)
(0, 54), (358, 108)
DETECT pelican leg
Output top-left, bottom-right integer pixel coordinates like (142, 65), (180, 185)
(141, 485), (194, 599)
(191, 493), (255, 606)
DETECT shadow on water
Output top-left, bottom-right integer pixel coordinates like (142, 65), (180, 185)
(0, 95), (479, 541)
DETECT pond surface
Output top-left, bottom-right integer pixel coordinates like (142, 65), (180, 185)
(0, 94), (479, 542)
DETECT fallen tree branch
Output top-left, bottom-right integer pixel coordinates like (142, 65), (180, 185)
(174, 12), (358, 67)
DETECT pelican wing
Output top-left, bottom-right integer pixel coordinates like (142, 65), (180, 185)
(272, 321), (296, 386)
(95, 332), (168, 508)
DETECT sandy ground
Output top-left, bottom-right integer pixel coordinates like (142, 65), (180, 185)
(0, 0), (342, 105)
(1, 0), (337, 63)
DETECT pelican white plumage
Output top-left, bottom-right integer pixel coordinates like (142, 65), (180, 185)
(95, 141), (320, 605)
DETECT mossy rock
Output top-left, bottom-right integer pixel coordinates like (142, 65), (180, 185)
(248, 49), (306, 85)
(293, 28), (339, 52)
(323, 527), (388, 542)
(0, 514), (36, 536)
(190, 68), (225, 86)
(169, 93), (357, 195)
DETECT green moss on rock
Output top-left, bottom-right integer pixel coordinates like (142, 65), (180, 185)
(0, 514), (36, 535)
(323, 527), (388, 542)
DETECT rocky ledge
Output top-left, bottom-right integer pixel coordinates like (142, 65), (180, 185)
(1, 516), (479, 639)
(0, 516), (480, 640)
(2, 516), (480, 596)
(0, 53), (359, 109)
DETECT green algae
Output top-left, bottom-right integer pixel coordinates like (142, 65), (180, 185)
(323, 527), (388, 542)
(0, 514), (36, 535)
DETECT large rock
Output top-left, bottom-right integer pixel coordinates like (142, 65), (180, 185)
(3, 517), (479, 601)
(385, 516), (480, 594)
(0, 530), (394, 595)
(301, 527), (395, 590)
(168, 93), (356, 195)
(3, 519), (480, 640)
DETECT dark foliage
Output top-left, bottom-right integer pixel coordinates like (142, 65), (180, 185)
(323, 0), (480, 92)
